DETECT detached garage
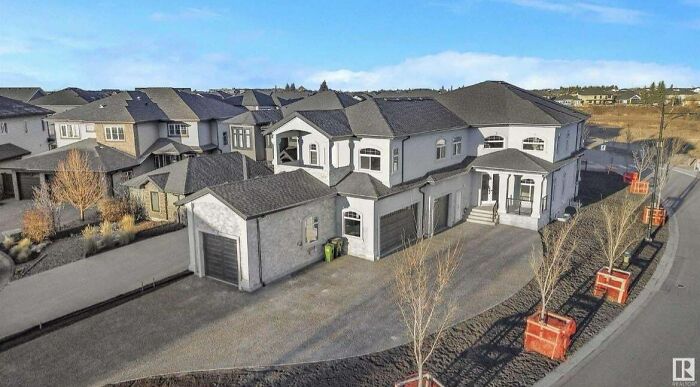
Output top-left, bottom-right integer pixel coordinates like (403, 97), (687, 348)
(177, 169), (337, 292)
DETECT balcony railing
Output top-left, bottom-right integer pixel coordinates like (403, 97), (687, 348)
(506, 196), (533, 216)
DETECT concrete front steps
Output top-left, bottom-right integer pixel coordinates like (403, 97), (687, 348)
(466, 206), (497, 226)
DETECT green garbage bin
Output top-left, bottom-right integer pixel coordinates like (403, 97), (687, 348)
(324, 243), (335, 262)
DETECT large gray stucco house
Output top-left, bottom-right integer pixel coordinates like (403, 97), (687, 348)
(177, 81), (589, 291)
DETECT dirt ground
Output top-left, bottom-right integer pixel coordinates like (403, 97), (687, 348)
(111, 172), (669, 387)
(582, 105), (700, 159)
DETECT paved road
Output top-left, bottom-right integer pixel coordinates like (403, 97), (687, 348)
(0, 229), (188, 340)
(0, 222), (538, 387)
(546, 169), (700, 387)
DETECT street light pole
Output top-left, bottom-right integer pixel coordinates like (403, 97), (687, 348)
(645, 100), (665, 242)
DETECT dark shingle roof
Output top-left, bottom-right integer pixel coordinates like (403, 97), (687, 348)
(346, 98), (467, 137)
(436, 81), (588, 126)
(282, 90), (359, 116)
(177, 169), (336, 219)
(31, 88), (112, 106)
(0, 144), (31, 161)
(123, 152), (272, 195)
(264, 109), (353, 138)
(224, 109), (282, 126)
(0, 88), (45, 102)
(471, 149), (560, 173)
(0, 95), (53, 118)
(237, 90), (276, 107)
(1, 138), (139, 172)
(51, 88), (245, 123)
(140, 138), (199, 157)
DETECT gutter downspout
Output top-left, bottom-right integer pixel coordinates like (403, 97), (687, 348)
(419, 183), (430, 237)
(257, 217), (265, 287)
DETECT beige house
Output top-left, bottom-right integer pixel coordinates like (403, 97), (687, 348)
(577, 88), (616, 105)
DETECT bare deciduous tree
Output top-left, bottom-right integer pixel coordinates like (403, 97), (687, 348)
(530, 215), (580, 322)
(393, 239), (460, 387)
(51, 149), (106, 221)
(631, 141), (654, 176)
(594, 195), (644, 273)
(32, 181), (61, 231)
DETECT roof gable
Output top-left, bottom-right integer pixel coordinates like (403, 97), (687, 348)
(0, 96), (53, 118)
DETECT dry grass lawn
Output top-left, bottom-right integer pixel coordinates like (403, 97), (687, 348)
(582, 105), (700, 159)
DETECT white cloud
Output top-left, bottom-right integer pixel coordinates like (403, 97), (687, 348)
(304, 51), (700, 90)
(508, 0), (645, 24)
(150, 7), (221, 21)
(0, 37), (30, 55)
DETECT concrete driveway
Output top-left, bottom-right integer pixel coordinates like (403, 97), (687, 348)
(0, 222), (538, 387)
(0, 199), (98, 232)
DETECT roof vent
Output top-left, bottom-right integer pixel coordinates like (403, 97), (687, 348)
(99, 104), (105, 108)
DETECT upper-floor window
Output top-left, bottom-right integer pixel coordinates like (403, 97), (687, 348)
(343, 210), (362, 238)
(359, 148), (381, 171)
(392, 148), (400, 173)
(60, 124), (80, 139)
(86, 123), (95, 133)
(452, 136), (462, 156)
(522, 137), (545, 151)
(168, 123), (188, 137)
(222, 131), (229, 146)
(0, 122), (7, 134)
(104, 125), (125, 141)
(484, 135), (504, 148)
(309, 143), (319, 165)
(303, 216), (319, 243)
(436, 139), (446, 160)
(231, 126), (251, 149)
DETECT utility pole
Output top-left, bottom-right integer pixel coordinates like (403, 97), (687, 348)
(645, 99), (665, 242)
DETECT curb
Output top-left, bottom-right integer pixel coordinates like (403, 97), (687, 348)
(535, 211), (680, 387)
(0, 271), (192, 352)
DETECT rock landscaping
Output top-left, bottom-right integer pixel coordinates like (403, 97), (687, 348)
(111, 171), (669, 387)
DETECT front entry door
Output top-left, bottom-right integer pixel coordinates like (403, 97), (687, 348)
(492, 174), (500, 202)
(480, 174), (490, 203)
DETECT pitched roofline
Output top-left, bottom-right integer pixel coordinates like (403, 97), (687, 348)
(265, 111), (353, 139)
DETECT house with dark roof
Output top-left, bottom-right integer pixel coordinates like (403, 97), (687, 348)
(281, 90), (359, 117)
(31, 88), (115, 114)
(616, 90), (642, 105)
(175, 80), (589, 291)
(0, 88), (45, 103)
(221, 109), (282, 161)
(223, 89), (277, 111)
(122, 152), (271, 222)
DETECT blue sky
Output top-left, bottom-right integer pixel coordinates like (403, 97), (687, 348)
(1, 0), (699, 90)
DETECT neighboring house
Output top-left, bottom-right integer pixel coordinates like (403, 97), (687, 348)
(682, 95), (700, 107)
(616, 90), (642, 105)
(281, 90), (359, 116)
(0, 138), (140, 200)
(554, 95), (582, 107)
(576, 88), (616, 105)
(0, 87), (45, 103)
(123, 152), (271, 222)
(178, 81), (588, 291)
(0, 96), (54, 158)
(224, 90), (277, 111)
(31, 88), (115, 147)
(48, 88), (246, 165)
(221, 109), (282, 161)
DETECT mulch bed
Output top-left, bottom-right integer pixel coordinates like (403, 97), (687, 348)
(9, 221), (184, 282)
(112, 172), (668, 387)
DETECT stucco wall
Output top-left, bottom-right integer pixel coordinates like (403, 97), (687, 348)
(54, 121), (96, 148)
(136, 121), (160, 157)
(393, 128), (471, 185)
(337, 196), (376, 260)
(0, 115), (50, 155)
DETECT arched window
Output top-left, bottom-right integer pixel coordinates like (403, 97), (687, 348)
(484, 135), (504, 148)
(309, 143), (319, 165)
(523, 137), (545, 151)
(343, 211), (362, 238)
(359, 148), (381, 171)
(520, 178), (535, 201)
(303, 216), (319, 243)
(435, 138), (446, 160)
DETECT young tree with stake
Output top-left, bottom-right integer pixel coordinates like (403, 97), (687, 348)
(530, 215), (579, 322)
(631, 141), (654, 177)
(595, 195), (644, 274)
(51, 149), (106, 221)
(393, 238), (460, 387)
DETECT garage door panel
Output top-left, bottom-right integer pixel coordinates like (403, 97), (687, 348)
(18, 173), (40, 200)
(380, 204), (418, 256)
(202, 233), (238, 286)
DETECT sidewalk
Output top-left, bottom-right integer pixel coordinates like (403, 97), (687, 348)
(0, 229), (189, 340)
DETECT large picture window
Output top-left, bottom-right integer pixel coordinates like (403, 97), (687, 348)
(167, 123), (188, 137)
(522, 137), (545, 151)
(303, 216), (319, 243)
(343, 211), (362, 238)
(104, 125), (125, 141)
(359, 148), (381, 171)
(484, 135), (504, 148)
(231, 126), (251, 149)
(436, 139), (446, 160)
